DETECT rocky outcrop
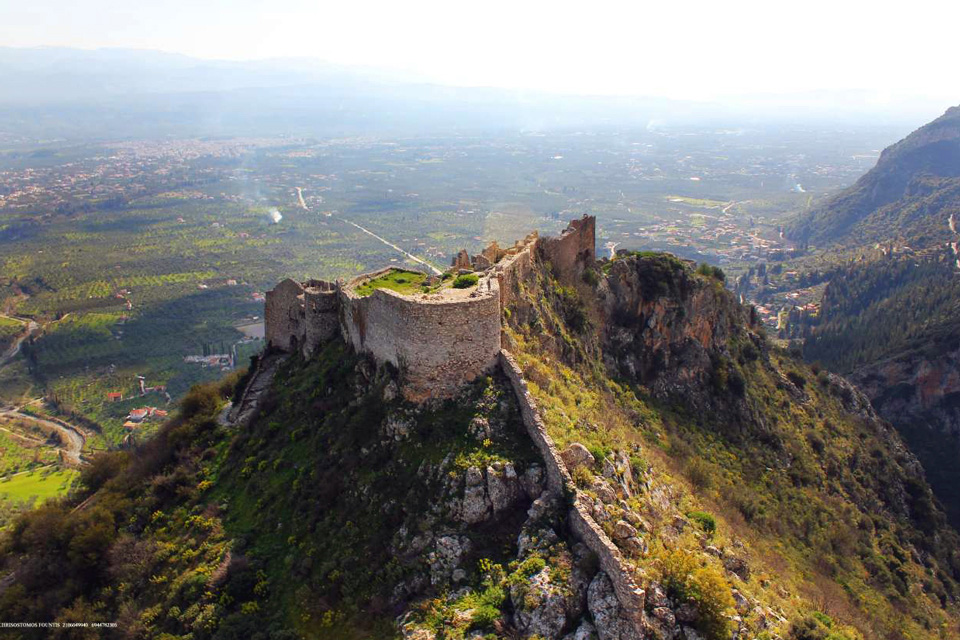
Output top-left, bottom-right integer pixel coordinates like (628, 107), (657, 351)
(500, 349), (647, 631)
(600, 254), (757, 406)
(850, 344), (960, 527)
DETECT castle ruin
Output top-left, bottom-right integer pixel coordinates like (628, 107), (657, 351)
(264, 215), (596, 401)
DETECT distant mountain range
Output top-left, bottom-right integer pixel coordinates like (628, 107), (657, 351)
(0, 47), (948, 140)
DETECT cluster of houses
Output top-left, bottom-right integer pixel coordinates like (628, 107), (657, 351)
(122, 406), (168, 431)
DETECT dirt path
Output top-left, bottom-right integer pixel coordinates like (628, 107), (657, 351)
(226, 353), (284, 427)
(0, 409), (86, 467)
(0, 317), (38, 370)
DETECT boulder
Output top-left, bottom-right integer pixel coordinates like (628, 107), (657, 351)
(723, 555), (750, 581)
(646, 582), (670, 608)
(461, 466), (491, 524)
(592, 478), (618, 504)
(587, 572), (644, 640)
(621, 536), (647, 556)
(623, 510), (650, 533)
(511, 567), (569, 639)
(521, 464), (545, 500)
(563, 620), (598, 640)
(731, 589), (750, 614)
(613, 520), (638, 540)
(675, 602), (698, 624)
(487, 463), (523, 513)
(561, 443), (596, 470)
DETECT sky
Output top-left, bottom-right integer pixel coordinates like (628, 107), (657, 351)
(1, 0), (958, 104)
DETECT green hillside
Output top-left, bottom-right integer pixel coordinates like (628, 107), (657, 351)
(0, 252), (957, 640)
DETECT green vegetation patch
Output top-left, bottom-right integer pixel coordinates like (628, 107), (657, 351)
(452, 273), (479, 289)
(0, 466), (78, 506)
(0, 316), (25, 352)
(353, 268), (429, 296)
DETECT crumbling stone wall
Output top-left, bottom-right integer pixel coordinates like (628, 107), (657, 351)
(490, 235), (537, 316)
(540, 215), (596, 281)
(303, 280), (340, 355)
(499, 349), (646, 627)
(264, 215), (597, 400)
(264, 278), (306, 352)
(341, 278), (502, 401)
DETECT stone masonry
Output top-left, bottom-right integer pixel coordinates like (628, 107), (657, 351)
(263, 215), (596, 402)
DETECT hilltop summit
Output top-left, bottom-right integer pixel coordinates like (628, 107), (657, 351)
(787, 104), (960, 248)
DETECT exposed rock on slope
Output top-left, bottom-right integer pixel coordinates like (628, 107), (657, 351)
(1, 237), (958, 640)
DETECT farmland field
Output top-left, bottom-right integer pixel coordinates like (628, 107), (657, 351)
(0, 467), (78, 506)
(0, 126), (902, 465)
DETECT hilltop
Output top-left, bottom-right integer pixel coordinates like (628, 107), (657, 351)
(0, 219), (957, 640)
(786, 104), (960, 249)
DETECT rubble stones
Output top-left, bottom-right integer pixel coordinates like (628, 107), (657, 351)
(561, 443), (596, 470)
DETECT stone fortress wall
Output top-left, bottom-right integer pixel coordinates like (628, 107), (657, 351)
(499, 349), (646, 625)
(263, 215), (595, 401)
(339, 275), (502, 402)
(262, 216), (647, 626)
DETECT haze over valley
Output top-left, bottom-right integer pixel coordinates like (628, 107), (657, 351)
(1, 3), (960, 639)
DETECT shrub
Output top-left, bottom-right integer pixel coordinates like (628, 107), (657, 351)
(572, 465), (593, 489)
(786, 370), (807, 389)
(685, 458), (714, 491)
(788, 613), (860, 640)
(80, 451), (130, 492)
(727, 370), (746, 397)
(180, 383), (223, 421)
(558, 286), (589, 332)
(656, 547), (734, 640)
(688, 510), (717, 535)
(453, 273), (479, 289)
(696, 263), (726, 282)
(582, 268), (600, 287)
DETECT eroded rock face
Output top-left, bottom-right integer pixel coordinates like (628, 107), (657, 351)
(587, 572), (644, 640)
(461, 466), (492, 524)
(487, 463), (524, 513)
(847, 345), (960, 528)
(599, 255), (757, 418)
(428, 535), (471, 585)
(512, 567), (572, 638)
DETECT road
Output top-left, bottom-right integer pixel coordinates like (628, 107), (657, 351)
(295, 185), (441, 275)
(0, 408), (86, 467)
(0, 316), (38, 370)
(341, 219), (443, 275)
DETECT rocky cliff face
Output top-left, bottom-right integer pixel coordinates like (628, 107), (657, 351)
(850, 345), (960, 527)
(599, 254), (754, 394)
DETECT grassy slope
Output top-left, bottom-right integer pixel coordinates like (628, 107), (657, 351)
(0, 341), (541, 639)
(0, 468), (77, 505)
(504, 252), (959, 640)
(353, 269), (429, 297)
